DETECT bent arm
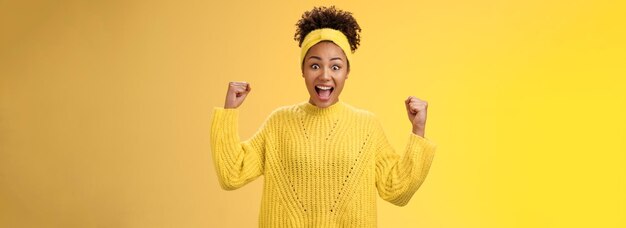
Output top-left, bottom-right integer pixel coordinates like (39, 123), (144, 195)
(210, 108), (266, 190)
(375, 131), (436, 206)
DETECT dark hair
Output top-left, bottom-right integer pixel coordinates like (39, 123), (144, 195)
(294, 6), (361, 53)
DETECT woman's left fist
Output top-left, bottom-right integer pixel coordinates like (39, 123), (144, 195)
(405, 96), (428, 137)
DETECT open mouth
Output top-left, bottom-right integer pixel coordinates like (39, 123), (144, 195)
(314, 85), (334, 101)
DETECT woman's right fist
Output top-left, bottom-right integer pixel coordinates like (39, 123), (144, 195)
(224, 82), (251, 109)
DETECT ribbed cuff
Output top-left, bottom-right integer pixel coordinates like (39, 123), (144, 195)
(409, 133), (437, 149)
(406, 133), (437, 157)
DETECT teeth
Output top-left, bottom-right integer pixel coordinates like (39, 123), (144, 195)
(316, 85), (332, 90)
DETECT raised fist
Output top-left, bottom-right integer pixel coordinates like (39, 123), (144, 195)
(405, 96), (428, 137)
(224, 82), (251, 109)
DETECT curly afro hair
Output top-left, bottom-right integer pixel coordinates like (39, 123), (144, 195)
(294, 6), (361, 53)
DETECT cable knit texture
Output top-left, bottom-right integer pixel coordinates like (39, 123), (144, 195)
(210, 101), (436, 227)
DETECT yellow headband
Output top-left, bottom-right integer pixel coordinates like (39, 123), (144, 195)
(300, 28), (352, 65)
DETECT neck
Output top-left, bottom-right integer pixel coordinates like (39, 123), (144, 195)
(300, 100), (346, 116)
(308, 98), (339, 108)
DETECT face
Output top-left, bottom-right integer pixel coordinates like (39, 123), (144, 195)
(302, 41), (350, 108)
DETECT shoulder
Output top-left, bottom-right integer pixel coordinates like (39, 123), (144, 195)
(262, 103), (302, 123)
(344, 103), (375, 118)
(338, 104), (377, 122)
(341, 103), (382, 127)
(269, 104), (300, 116)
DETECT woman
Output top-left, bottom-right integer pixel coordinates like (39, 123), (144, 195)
(211, 6), (436, 227)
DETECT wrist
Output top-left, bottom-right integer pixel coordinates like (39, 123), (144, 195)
(223, 102), (238, 109)
(412, 125), (425, 137)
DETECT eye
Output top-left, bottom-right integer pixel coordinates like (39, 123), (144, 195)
(332, 65), (341, 71)
(311, 64), (320, 70)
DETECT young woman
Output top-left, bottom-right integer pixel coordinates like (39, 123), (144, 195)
(211, 6), (436, 227)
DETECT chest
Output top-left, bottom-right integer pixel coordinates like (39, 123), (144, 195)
(271, 116), (376, 172)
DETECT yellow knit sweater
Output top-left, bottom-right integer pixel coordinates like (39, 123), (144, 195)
(210, 101), (436, 227)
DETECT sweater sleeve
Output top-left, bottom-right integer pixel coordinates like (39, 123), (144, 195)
(210, 107), (268, 190)
(374, 119), (437, 206)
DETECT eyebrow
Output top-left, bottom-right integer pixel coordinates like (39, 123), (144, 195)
(308, 56), (344, 62)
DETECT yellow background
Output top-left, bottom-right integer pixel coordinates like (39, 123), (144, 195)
(1, 0), (625, 227)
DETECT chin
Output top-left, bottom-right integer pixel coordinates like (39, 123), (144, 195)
(311, 98), (337, 108)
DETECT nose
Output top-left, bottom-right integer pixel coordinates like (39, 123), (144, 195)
(319, 67), (332, 81)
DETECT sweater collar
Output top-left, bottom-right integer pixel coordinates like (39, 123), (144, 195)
(299, 100), (347, 116)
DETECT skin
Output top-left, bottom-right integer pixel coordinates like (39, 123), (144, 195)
(223, 41), (429, 137)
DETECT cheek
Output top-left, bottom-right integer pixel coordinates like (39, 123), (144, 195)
(332, 79), (346, 94)
(304, 77), (315, 90)
(302, 69), (314, 81)
(335, 72), (348, 85)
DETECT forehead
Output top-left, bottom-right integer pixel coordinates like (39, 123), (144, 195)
(306, 41), (347, 59)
